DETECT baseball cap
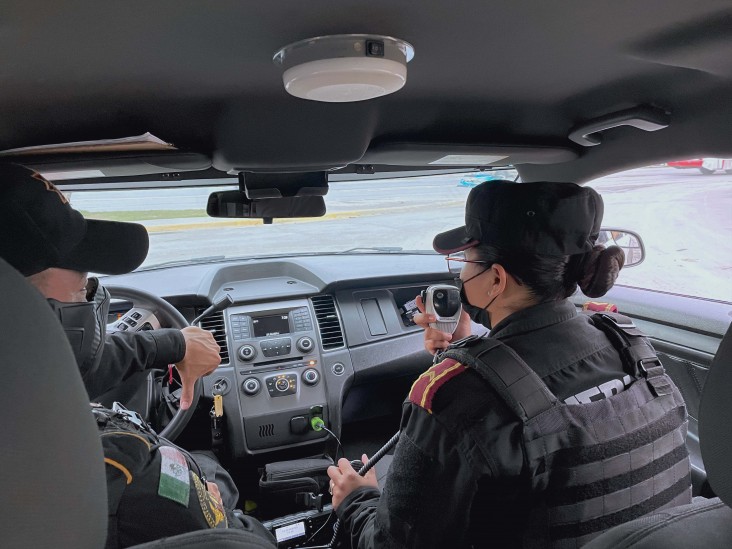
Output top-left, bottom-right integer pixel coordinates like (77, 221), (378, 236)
(0, 163), (149, 276)
(433, 180), (603, 256)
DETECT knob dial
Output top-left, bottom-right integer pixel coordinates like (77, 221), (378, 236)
(302, 368), (320, 386)
(238, 344), (257, 361)
(296, 336), (314, 353)
(275, 378), (291, 392)
(331, 362), (345, 376)
(242, 378), (261, 396)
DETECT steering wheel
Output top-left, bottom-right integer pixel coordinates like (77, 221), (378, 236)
(104, 285), (202, 441)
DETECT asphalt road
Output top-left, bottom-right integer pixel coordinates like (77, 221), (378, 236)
(70, 167), (731, 302)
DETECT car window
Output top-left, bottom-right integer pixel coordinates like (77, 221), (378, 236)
(586, 162), (731, 302)
(65, 170), (515, 269)
(65, 163), (729, 303)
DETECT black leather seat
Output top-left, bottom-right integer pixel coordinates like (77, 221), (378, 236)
(583, 324), (732, 549)
(0, 258), (273, 548)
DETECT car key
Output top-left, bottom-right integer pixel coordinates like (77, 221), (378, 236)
(421, 284), (462, 334)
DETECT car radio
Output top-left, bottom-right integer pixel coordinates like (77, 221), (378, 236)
(230, 306), (317, 366)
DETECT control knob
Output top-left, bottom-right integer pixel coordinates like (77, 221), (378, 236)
(238, 344), (257, 361)
(242, 378), (261, 396)
(302, 368), (320, 386)
(296, 336), (314, 353)
(275, 378), (291, 392)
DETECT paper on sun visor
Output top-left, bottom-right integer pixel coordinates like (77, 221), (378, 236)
(429, 154), (508, 165)
(0, 132), (175, 156)
(41, 170), (106, 181)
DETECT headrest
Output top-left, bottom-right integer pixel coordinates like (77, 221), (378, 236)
(699, 323), (732, 506)
(0, 258), (108, 547)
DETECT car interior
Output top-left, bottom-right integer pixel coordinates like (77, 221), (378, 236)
(0, 1), (731, 548)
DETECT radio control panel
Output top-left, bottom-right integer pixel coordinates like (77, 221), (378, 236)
(228, 305), (318, 369)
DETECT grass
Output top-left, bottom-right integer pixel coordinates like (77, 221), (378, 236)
(80, 209), (207, 222)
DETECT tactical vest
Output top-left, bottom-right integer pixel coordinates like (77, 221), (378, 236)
(92, 404), (228, 549)
(440, 313), (691, 548)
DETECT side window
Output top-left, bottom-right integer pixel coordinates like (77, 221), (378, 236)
(585, 160), (731, 302)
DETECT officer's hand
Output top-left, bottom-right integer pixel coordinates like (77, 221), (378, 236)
(327, 454), (378, 510)
(413, 295), (471, 355)
(176, 327), (221, 410)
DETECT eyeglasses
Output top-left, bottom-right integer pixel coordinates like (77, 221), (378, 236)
(445, 255), (490, 266)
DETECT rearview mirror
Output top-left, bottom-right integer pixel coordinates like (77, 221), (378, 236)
(206, 191), (326, 222)
(597, 228), (645, 267)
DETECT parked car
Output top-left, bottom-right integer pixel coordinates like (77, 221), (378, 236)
(668, 158), (732, 174)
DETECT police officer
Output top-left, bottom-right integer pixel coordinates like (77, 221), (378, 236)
(328, 180), (691, 548)
(0, 163), (239, 510)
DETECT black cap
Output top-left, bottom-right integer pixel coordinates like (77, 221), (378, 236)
(433, 180), (603, 256)
(0, 163), (149, 276)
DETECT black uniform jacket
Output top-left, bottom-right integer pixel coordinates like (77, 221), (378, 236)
(337, 299), (629, 549)
(83, 329), (186, 400)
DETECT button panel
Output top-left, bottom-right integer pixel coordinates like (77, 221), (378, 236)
(261, 337), (292, 358)
(291, 307), (313, 332)
(265, 373), (297, 397)
(230, 313), (252, 342)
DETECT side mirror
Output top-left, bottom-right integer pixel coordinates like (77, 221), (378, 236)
(597, 228), (645, 267)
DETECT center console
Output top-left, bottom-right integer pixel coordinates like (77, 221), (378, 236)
(225, 299), (330, 453)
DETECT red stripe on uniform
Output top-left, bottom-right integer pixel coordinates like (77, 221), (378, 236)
(409, 359), (467, 413)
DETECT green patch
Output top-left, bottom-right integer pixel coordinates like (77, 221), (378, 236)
(80, 209), (207, 222)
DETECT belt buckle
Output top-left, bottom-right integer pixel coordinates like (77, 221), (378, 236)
(637, 357), (663, 376)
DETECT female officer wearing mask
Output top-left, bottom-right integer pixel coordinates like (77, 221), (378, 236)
(328, 181), (690, 548)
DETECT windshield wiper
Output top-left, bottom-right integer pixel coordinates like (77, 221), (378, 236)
(139, 255), (227, 271)
(335, 247), (404, 254)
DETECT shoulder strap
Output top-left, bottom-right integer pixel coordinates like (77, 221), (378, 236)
(441, 338), (558, 422)
(590, 312), (673, 397)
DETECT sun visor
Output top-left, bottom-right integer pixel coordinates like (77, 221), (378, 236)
(358, 142), (578, 167)
(213, 100), (376, 172)
(11, 151), (212, 181)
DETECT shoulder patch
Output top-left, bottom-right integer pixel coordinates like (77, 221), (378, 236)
(191, 471), (227, 529)
(409, 358), (467, 413)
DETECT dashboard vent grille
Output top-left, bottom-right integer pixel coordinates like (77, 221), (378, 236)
(259, 423), (275, 438)
(199, 310), (229, 364)
(311, 295), (345, 350)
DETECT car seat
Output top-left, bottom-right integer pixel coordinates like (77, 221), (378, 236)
(583, 323), (732, 548)
(0, 258), (273, 548)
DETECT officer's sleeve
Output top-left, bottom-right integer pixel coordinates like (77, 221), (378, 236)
(83, 329), (186, 399)
(337, 402), (479, 549)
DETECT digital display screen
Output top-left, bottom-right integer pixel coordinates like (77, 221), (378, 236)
(275, 521), (306, 542)
(252, 314), (290, 337)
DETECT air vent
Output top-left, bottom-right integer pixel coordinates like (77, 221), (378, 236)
(259, 423), (275, 438)
(198, 310), (229, 364)
(311, 295), (345, 350)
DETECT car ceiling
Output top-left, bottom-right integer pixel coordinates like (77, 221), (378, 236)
(2, 0), (732, 183)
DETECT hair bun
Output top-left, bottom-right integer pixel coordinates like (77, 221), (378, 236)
(578, 245), (625, 298)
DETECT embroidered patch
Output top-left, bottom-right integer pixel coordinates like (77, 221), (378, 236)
(158, 446), (190, 507)
(191, 471), (227, 529)
(408, 359), (466, 413)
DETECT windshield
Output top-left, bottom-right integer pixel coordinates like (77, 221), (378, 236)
(66, 166), (730, 302)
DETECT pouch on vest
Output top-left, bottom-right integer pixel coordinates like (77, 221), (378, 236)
(93, 404), (228, 549)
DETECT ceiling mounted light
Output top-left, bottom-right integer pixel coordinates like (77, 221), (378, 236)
(273, 34), (414, 103)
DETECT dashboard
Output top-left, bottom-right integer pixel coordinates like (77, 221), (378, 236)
(104, 254), (457, 458)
